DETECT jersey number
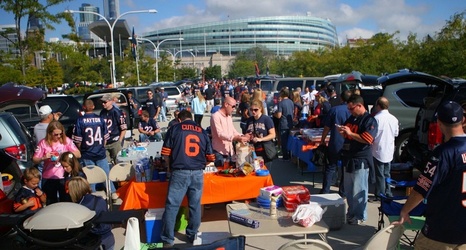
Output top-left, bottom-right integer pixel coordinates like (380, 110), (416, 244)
(185, 134), (200, 157)
(84, 127), (103, 146)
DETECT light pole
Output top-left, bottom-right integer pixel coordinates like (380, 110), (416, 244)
(172, 49), (194, 81)
(65, 9), (157, 85)
(153, 38), (184, 82)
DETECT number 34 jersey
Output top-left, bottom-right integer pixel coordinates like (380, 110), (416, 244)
(162, 120), (215, 170)
(73, 113), (110, 161)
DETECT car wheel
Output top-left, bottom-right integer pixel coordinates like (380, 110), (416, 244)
(394, 132), (411, 162)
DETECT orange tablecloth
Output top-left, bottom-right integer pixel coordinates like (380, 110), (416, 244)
(116, 173), (274, 210)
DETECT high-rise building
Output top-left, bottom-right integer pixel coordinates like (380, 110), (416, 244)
(0, 24), (19, 55)
(78, 3), (100, 41)
(103, 0), (120, 19)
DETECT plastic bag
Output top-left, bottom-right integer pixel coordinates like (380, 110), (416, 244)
(235, 143), (253, 168)
(292, 203), (325, 227)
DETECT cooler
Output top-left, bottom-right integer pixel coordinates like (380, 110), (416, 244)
(145, 208), (164, 243)
(310, 193), (346, 230)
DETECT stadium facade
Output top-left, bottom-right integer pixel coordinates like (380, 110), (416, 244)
(143, 15), (339, 57)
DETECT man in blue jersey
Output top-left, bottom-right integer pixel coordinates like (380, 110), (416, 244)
(100, 93), (127, 165)
(146, 90), (160, 122)
(339, 94), (378, 225)
(393, 101), (466, 248)
(73, 99), (116, 194)
(319, 90), (352, 195)
(160, 110), (215, 248)
(138, 110), (161, 142)
(274, 88), (294, 160)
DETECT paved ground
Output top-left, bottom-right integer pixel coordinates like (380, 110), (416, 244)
(111, 112), (417, 249)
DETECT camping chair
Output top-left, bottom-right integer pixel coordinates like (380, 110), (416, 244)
(109, 162), (134, 189)
(278, 239), (333, 250)
(83, 165), (111, 209)
(362, 224), (405, 250)
(377, 178), (426, 246)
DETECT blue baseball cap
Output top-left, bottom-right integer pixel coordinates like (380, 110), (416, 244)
(437, 101), (463, 124)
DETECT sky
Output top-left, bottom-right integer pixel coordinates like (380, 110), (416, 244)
(1, 0), (465, 44)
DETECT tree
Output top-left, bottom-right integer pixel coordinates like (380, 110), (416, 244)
(42, 58), (64, 90)
(0, 0), (72, 77)
(204, 65), (221, 80)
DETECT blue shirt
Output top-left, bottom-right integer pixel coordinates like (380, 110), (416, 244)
(73, 113), (109, 161)
(322, 103), (351, 155)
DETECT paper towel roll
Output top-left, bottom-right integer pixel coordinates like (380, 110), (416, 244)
(124, 217), (141, 250)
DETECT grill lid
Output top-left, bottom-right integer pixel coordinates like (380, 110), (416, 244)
(23, 202), (96, 230)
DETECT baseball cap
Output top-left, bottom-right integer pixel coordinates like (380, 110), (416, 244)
(310, 85), (315, 90)
(327, 85), (335, 93)
(437, 101), (463, 124)
(39, 105), (53, 116)
(101, 93), (113, 102)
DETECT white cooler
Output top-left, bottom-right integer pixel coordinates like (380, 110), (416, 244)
(311, 193), (346, 230)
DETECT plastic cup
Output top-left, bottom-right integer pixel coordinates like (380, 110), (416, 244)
(159, 172), (167, 182)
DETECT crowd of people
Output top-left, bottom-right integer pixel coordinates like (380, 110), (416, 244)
(11, 77), (466, 249)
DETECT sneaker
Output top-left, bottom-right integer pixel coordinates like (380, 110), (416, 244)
(163, 242), (174, 248)
(347, 217), (365, 225)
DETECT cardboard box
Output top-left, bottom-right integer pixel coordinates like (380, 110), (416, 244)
(145, 208), (164, 243)
(311, 193), (346, 230)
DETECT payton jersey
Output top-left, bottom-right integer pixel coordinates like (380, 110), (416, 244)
(413, 136), (466, 244)
(161, 120), (215, 170)
(73, 113), (109, 161)
(100, 107), (127, 143)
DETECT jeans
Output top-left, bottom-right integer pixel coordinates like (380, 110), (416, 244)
(373, 158), (392, 197)
(280, 129), (290, 159)
(194, 114), (204, 127)
(344, 165), (369, 221)
(81, 158), (116, 193)
(161, 169), (203, 245)
(322, 158), (344, 194)
(159, 102), (167, 122)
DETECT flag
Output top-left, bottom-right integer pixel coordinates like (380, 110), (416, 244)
(254, 63), (260, 77)
(131, 27), (137, 59)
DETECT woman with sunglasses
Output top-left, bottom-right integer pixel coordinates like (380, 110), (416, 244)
(32, 120), (81, 205)
(245, 100), (276, 167)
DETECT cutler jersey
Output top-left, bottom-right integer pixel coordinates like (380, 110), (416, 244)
(413, 136), (466, 244)
(73, 113), (109, 160)
(100, 107), (127, 142)
(162, 120), (215, 170)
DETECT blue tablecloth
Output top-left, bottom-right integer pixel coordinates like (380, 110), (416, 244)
(287, 136), (317, 172)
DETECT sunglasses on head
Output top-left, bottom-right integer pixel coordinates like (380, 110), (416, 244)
(53, 133), (63, 136)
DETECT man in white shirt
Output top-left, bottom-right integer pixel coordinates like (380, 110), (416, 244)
(371, 97), (399, 200)
(309, 85), (319, 112)
(34, 105), (61, 143)
(301, 87), (312, 119)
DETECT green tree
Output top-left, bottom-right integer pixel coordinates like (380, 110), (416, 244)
(0, 0), (72, 77)
(204, 65), (221, 80)
(42, 58), (64, 90)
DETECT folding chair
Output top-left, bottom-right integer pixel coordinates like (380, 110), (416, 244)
(377, 178), (426, 247)
(109, 162), (134, 189)
(83, 165), (111, 209)
(278, 239), (333, 250)
(362, 224), (405, 250)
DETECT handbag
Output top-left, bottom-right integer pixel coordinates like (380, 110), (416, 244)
(292, 203), (325, 227)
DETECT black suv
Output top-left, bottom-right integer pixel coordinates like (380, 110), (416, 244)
(0, 83), (83, 139)
(404, 76), (466, 169)
(0, 112), (35, 199)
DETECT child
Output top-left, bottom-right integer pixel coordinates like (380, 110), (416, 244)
(13, 167), (46, 214)
(60, 151), (86, 202)
(68, 177), (115, 250)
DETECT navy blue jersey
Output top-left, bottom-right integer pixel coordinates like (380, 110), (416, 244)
(100, 107), (127, 143)
(138, 118), (160, 133)
(73, 113), (109, 160)
(323, 104), (351, 155)
(246, 114), (274, 141)
(277, 98), (294, 130)
(13, 187), (43, 214)
(162, 120), (214, 170)
(146, 97), (159, 118)
(414, 136), (466, 244)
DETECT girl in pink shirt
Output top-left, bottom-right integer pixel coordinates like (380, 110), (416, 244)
(32, 121), (81, 204)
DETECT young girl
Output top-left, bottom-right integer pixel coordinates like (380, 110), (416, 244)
(60, 152), (87, 202)
(13, 167), (47, 214)
(68, 177), (115, 250)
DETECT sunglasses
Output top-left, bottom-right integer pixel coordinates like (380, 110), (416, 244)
(53, 133), (63, 136)
(347, 105), (359, 111)
(101, 101), (108, 104)
(251, 108), (260, 112)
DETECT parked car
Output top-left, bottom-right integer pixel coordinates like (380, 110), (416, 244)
(0, 112), (35, 199)
(404, 76), (466, 169)
(0, 83), (82, 139)
(377, 70), (460, 163)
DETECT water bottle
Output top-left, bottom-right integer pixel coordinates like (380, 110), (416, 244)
(270, 195), (278, 218)
(135, 163), (143, 182)
(143, 158), (151, 182)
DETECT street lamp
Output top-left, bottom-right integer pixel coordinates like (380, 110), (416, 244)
(65, 9), (157, 85)
(154, 38), (184, 82)
(173, 49), (194, 81)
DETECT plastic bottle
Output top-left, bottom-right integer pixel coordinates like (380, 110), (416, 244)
(0, 172), (3, 191)
(270, 195), (278, 218)
(143, 158), (151, 182)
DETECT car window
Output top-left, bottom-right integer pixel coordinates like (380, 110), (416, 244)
(165, 87), (180, 96)
(3, 105), (38, 121)
(395, 87), (429, 108)
(40, 98), (71, 118)
(277, 80), (303, 91)
(260, 80), (274, 92)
